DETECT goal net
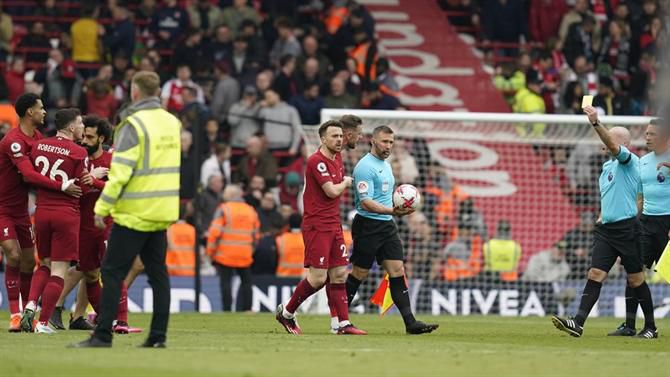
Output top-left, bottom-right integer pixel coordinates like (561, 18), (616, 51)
(301, 109), (670, 318)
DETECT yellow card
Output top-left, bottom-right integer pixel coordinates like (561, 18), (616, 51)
(582, 95), (593, 108)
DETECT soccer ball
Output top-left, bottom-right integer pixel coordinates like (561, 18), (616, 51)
(393, 184), (421, 210)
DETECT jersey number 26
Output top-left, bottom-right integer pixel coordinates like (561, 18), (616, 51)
(34, 156), (69, 182)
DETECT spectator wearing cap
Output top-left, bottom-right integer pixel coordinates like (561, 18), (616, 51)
(104, 6), (135, 61)
(325, 76), (357, 109)
(279, 171), (302, 212)
(228, 85), (262, 149)
(289, 81), (324, 126)
(150, 0), (190, 49)
(258, 89), (302, 155)
(522, 241), (571, 282)
(220, 0), (260, 37)
(269, 17), (302, 68)
(513, 69), (546, 137)
(235, 135), (279, 187)
(211, 63), (241, 125)
(593, 76), (631, 115)
(187, 0), (221, 36)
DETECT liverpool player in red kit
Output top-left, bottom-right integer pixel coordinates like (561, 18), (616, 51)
(50, 116), (113, 331)
(276, 120), (366, 335)
(0, 94), (81, 332)
(21, 108), (89, 333)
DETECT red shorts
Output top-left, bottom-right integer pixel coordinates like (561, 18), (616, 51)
(0, 213), (34, 249)
(77, 232), (106, 271)
(302, 226), (348, 269)
(35, 208), (80, 262)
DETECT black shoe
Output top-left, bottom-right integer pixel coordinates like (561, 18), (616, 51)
(20, 308), (35, 333)
(49, 306), (66, 330)
(139, 339), (166, 348)
(636, 327), (658, 339)
(68, 336), (112, 348)
(607, 322), (636, 336)
(551, 316), (583, 337)
(406, 321), (439, 335)
(69, 316), (95, 330)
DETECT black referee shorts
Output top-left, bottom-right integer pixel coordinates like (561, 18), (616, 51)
(640, 214), (670, 268)
(350, 214), (404, 270)
(591, 217), (642, 274)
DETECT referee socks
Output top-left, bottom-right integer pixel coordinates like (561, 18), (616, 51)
(345, 275), (362, 305)
(575, 279), (602, 327)
(633, 282), (656, 330)
(389, 276), (416, 327)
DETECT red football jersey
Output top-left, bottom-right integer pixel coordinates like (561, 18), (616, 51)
(32, 136), (88, 211)
(0, 127), (43, 216)
(302, 149), (344, 230)
(79, 150), (112, 237)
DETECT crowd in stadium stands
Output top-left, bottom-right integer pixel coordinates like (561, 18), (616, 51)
(0, 0), (409, 310)
(441, 0), (667, 117)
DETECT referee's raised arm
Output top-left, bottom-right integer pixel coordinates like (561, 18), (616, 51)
(584, 105), (620, 156)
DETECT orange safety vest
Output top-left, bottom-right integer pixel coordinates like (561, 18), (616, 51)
(275, 230), (305, 278)
(165, 221), (196, 277)
(206, 201), (260, 268)
(348, 41), (378, 81)
(442, 235), (482, 281)
(324, 6), (349, 34)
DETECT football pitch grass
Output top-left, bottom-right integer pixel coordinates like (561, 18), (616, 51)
(0, 312), (669, 377)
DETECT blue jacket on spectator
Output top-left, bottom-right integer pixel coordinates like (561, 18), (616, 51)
(289, 94), (324, 126)
(105, 17), (135, 59)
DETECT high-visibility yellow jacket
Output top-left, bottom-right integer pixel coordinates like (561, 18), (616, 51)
(483, 239), (522, 281)
(95, 97), (181, 231)
(206, 201), (260, 268)
(166, 221), (196, 277)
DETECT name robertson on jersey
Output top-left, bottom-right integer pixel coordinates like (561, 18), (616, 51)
(37, 144), (71, 156)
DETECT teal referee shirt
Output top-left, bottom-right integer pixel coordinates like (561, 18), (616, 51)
(639, 150), (670, 215)
(353, 153), (395, 221)
(599, 145), (640, 224)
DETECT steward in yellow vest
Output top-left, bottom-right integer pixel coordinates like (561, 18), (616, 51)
(483, 220), (521, 281)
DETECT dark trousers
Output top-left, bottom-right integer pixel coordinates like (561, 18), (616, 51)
(214, 263), (252, 311)
(94, 223), (170, 343)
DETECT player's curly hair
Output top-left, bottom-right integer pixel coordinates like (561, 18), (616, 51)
(14, 93), (41, 118)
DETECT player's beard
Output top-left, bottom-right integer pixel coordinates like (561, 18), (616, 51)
(84, 142), (100, 156)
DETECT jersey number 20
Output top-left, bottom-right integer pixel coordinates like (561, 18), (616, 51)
(34, 156), (69, 182)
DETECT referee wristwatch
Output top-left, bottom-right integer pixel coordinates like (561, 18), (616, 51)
(591, 120), (601, 127)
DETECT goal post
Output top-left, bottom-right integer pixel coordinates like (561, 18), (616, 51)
(298, 109), (669, 318)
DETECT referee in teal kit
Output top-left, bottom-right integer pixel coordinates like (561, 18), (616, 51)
(552, 106), (657, 339)
(344, 125), (438, 335)
(609, 118), (669, 336)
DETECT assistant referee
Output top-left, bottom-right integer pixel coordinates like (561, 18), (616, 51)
(346, 125), (438, 335)
(73, 71), (182, 348)
(552, 106), (657, 339)
(609, 118), (669, 336)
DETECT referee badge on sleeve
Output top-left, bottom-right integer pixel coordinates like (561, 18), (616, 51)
(357, 181), (369, 194)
